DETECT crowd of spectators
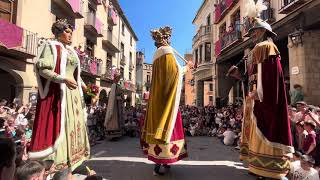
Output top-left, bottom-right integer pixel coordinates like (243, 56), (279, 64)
(3, 90), (320, 179)
(180, 105), (243, 147)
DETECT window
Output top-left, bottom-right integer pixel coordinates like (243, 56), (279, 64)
(121, 23), (125, 36)
(120, 67), (124, 78)
(120, 43), (124, 59)
(209, 83), (213, 91)
(0, 0), (18, 23)
(207, 14), (211, 26)
(129, 52), (132, 62)
(209, 96), (213, 102)
(231, 9), (241, 32)
(205, 43), (211, 62)
(195, 49), (199, 66)
(106, 53), (112, 69)
(199, 45), (203, 63)
(129, 72), (132, 80)
(219, 22), (226, 37)
(85, 39), (95, 57)
(147, 74), (150, 82)
(130, 36), (133, 46)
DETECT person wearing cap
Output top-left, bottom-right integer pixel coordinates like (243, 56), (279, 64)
(104, 69), (125, 138)
(288, 154), (319, 180)
(290, 84), (304, 107)
(233, 1), (294, 179)
(140, 26), (193, 176)
(303, 120), (317, 156)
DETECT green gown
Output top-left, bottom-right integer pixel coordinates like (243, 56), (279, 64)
(37, 43), (90, 171)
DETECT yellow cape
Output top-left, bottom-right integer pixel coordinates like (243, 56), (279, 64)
(142, 46), (182, 144)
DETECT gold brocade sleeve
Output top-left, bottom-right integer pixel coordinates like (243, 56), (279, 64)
(253, 40), (280, 64)
(143, 53), (179, 144)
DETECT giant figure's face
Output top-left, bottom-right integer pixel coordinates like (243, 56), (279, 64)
(58, 28), (73, 45)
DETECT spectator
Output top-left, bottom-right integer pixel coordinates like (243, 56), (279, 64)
(303, 120), (317, 156)
(0, 137), (16, 180)
(294, 102), (316, 122)
(288, 155), (319, 180)
(291, 84), (304, 106)
(16, 160), (45, 180)
(219, 126), (236, 146)
(295, 121), (307, 152)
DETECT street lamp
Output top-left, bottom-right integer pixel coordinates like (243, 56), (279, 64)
(289, 29), (304, 46)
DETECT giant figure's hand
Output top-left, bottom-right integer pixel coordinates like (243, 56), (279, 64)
(226, 66), (242, 80)
(64, 78), (78, 90)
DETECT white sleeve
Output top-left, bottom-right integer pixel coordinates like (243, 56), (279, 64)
(257, 63), (263, 102)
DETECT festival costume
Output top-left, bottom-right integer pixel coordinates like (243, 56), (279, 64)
(28, 40), (90, 171)
(104, 77), (124, 136)
(141, 45), (188, 164)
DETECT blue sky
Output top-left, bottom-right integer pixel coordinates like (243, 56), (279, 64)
(118, 0), (203, 64)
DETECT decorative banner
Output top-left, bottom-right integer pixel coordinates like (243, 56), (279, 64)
(0, 19), (23, 49)
(90, 61), (97, 75)
(68, 0), (80, 13)
(95, 18), (103, 34)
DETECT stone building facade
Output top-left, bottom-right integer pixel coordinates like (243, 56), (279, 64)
(0, 0), (138, 106)
(192, 0), (320, 106)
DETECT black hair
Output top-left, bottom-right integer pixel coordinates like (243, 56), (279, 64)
(16, 160), (45, 180)
(51, 20), (73, 38)
(0, 137), (16, 169)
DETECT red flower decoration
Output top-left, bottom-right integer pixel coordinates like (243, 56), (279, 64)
(154, 145), (162, 156)
(86, 83), (100, 97)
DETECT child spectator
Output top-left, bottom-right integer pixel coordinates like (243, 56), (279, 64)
(303, 120), (317, 157)
(16, 160), (45, 180)
(288, 155), (319, 180)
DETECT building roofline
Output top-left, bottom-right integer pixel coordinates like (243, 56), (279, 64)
(110, 0), (139, 41)
(143, 62), (153, 65)
(192, 0), (208, 24)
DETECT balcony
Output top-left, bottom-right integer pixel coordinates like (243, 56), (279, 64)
(243, 7), (275, 36)
(279, 0), (307, 14)
(120, 54), (126, 66)
(101, 66), (113, 81)
(221, 29), (242, 51)
(79, 56), (102, 76)
(192, 25), (212, 47)
(0, 20), (38, 59)
(214, 0), (238, 24)
(84, 13), (103, 37)
(261, 7), (275, 22)
(52, 0), (84, 18)
(108, 5), (118, 26)
(102, 31), (120, 54)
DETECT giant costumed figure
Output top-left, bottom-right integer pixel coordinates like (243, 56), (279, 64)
(140, 26), (194, 176)
(104, 69), (124, 138)
(227, 1), (293, 179)
(28, 19), (90, 178)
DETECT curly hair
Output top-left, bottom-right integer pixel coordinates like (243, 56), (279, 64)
(51, 19), (73, 38)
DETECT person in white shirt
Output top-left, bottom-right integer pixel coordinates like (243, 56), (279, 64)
(289, 155), (319, 180)
(220, 126), (236, 146)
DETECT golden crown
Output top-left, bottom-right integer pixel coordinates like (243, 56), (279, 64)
(150, 26), (172, 46)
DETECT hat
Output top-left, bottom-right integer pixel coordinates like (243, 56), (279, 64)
(245, 18), (277, 37)
(301, 155), (315, 164)
(296, 101), (307, 106)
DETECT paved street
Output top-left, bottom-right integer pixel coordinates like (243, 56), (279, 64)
(85, 136), (256, 180)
